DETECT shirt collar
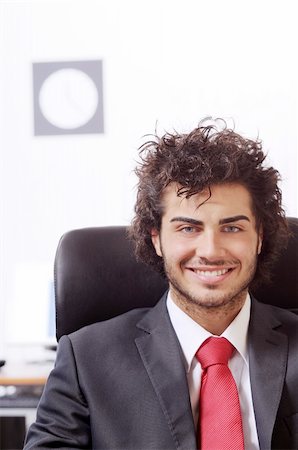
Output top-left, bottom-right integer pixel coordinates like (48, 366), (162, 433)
(167, 293), (251, 372)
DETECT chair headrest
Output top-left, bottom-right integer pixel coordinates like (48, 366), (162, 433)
(54, 226), (168, 340)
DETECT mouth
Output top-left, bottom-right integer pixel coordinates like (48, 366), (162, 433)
(191, 268), (231, 277)
(186, 266), (235, 284)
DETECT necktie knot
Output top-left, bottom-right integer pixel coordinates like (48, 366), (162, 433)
(196, 337), (234, 369)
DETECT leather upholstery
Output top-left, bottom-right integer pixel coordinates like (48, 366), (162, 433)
(54, 218), (298, 341)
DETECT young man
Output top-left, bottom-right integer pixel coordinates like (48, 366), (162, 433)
(24, 120), (297, 449)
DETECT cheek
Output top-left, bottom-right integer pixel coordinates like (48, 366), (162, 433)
(164, 239), (197, 263)
(229, 237), (259, 261)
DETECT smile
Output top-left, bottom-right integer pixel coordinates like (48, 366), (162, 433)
(192, 268), (231, 277)
(186, 266), (236, 284)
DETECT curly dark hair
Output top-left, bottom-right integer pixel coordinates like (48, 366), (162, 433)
(129, 118), (289, 288)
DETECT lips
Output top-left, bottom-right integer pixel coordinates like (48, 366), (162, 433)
(185, 265), (236, 284)
(192, 268), (230, 277)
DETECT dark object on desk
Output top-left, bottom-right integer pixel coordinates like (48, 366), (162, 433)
(54, 218), (298, 340)
(0, 416), (26, 450)
(44, 344), (57, 352)
(0, 384), (44, 408)
(0, 360), (5, 368)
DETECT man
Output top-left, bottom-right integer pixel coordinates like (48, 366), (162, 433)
(24, 119), (297, 449)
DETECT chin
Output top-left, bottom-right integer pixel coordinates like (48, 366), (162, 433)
(178, 287), (247, 309)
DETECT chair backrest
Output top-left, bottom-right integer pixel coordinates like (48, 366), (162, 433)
(54, 218), (298, 341)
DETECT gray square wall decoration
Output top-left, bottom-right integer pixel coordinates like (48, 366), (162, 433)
(33, 60), (104, 136)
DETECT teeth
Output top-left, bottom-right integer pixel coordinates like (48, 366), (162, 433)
(193, 268), (229, 277)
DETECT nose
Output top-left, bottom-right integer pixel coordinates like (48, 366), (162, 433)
(195, 230), (226, 262)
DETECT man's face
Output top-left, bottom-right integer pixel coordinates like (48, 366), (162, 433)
(151, 182), (263, 311)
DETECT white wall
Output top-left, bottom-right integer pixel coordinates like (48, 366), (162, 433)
(0, 0), (297, 354)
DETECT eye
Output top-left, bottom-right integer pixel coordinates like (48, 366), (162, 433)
(223, 225), (241, 233)
(180, 226), (197, 233)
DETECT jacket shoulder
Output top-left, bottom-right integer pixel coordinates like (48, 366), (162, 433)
(66, 306), (152, 347)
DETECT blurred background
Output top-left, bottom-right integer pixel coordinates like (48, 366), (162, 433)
(0, 0), (297, 357)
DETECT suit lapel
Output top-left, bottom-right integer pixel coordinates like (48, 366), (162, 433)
(135, 295), (197, 450)
(248, 298), (288, 450)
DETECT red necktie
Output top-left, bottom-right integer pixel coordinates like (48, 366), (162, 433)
(196, 337), (245, 450)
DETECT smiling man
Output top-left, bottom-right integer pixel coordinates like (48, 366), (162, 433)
(24, 119), (297, 450)
(129, 119), (297, 449)
(151, 183), (263, 335)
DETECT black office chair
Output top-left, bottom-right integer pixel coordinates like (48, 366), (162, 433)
(54, 218), (298, 341)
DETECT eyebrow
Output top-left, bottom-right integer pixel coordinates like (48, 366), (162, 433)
(170, 215), (251, 225)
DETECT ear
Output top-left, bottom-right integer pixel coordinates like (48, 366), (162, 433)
(151, 229), (162, 257)
(257, 227), (263, 255)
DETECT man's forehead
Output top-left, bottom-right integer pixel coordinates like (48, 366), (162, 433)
(162, 182), (208, 199)
(162, 182), (252, 201)
(161, 182), (256, 218)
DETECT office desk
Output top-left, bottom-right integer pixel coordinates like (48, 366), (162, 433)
(0, 356), (54, 449)
(0, 357), (53, 408)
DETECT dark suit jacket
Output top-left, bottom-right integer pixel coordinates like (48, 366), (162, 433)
(24, 295), (298, 450)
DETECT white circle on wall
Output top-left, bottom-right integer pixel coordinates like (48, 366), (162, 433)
(39, 68), (99, 129)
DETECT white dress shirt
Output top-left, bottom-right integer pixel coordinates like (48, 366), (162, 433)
(167, 293), (260, 450)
